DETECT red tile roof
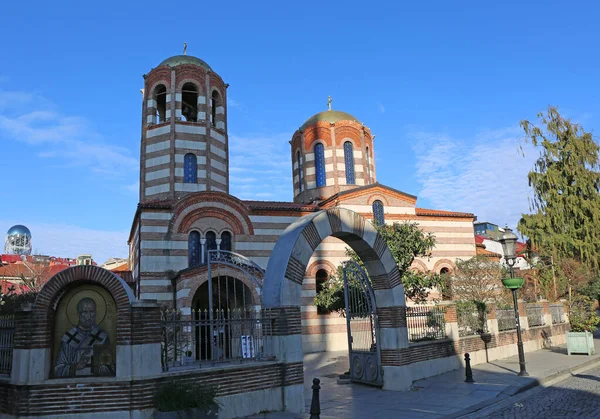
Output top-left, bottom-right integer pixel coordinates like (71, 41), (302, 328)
(243, 200), (319, 212)
(415, 208), (475, 218)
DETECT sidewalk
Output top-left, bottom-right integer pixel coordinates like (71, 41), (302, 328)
(248, 333), (600, 419)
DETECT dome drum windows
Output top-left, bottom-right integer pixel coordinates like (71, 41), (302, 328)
(314, 143), (326, 188)
(343, 141), (355, 185)
(297, 151), (304, 193)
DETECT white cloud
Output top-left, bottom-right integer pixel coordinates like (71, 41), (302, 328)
(0, 220), (128, 265)
(377, 102), (385, 113)
(229, 133), (293, 201)
(412, 127), (538, 231)
(0, 90), (137, 176)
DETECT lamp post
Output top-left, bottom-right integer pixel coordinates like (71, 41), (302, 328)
(499, 227), (529, 377)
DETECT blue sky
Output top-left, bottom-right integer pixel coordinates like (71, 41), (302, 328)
(1, 1), (599, 263)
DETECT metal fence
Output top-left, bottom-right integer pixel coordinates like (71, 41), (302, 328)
(550, 304), (566, 324)
(406, 306), (447, 342)
(457, 306), (485, 337)
(526, 304), (545, 327)
(496, 309), (516, 331)
(161, 308), (275, 371)
(0, 314), (15, 376)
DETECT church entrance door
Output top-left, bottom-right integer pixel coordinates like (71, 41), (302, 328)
(342, 260), (382, 387)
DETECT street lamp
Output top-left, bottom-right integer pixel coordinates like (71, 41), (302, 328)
(499, 227), (529, 377)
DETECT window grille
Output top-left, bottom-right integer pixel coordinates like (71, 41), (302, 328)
(344, 141), (355, 185)
(188, 231), (201, 268)
(314, 143), (326, 187)
(184, 153), (197, 183)
(372, 200), (385, 225)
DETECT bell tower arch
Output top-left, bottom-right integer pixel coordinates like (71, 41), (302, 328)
(139, 51), (229, 203)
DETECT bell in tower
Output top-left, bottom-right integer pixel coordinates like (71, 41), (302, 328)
(139, 47), (229, 203)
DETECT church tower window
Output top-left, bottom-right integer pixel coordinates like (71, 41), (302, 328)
(153, 85), (167, 124)
(314, 143), (326, 188)
(211, 90), (220, 127)
(181, 83), (198, 122)
(297, 151), (304, 192)
(184, 153), (197, 183)
(373, 200), (385, 226)
(344, 141), (355, 185)
(188, 231), (201, 268)
(221, 231), (232, 251)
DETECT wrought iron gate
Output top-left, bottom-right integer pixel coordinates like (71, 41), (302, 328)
(342, 260), (382, 386)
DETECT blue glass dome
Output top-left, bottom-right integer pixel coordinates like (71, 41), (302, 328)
(7, 225), (31, 237)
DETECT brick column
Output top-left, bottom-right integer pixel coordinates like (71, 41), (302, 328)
(264, 306), (304, 414)
(487, 304), (499, 334)
(518, 302), (529, 330)
(10, 304), (50, 384)
(443, 304), (459, 341)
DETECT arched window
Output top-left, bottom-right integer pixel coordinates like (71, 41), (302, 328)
(221, 231), (232, 251)
(316, 269), (329, 315)
(211, 90), (220, 127)
(366, 146), (371, 182)
(205, 231), (217, 262)
(184, 153), (197, 183)
(314, 143), (326, 188)
(344, 141), (355, 185)
(153, 85), (167, 124)
(181, 83), (198, 122)
(297, 151), (304, 193)
(440, 267), (452, 300)
(372, 200), (385, 226)
(189, 231), (201, 268)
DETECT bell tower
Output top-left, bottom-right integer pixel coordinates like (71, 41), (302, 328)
(139, 50), (229, 203)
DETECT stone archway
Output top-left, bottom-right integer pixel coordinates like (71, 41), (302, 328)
(263, 208), (411, 413)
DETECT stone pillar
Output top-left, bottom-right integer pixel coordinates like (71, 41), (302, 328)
(201, 238), (206, 264)
(518, 302), (529, 330)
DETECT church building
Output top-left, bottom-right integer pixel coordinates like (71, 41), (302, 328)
(128, 53), (477, 353)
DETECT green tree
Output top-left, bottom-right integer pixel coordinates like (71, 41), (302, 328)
(518, 106), (600, 272)
(314, 221), (443, 312)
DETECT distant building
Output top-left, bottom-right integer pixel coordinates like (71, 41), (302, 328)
(4, 225), (32, 256)
(473, 221), (503, 240)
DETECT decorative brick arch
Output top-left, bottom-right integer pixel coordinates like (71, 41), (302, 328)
(263, 208), (411, 398)
(176, 265), (262, 310)
(306, 260), (337, 278)
(367, 194), (390, 206)
(176, 78), (205, 94)
(410, 259), (428, 273)
(433, 259), (456, 274)
(30, 265), (135, 349)
(170, 192), (253, 235)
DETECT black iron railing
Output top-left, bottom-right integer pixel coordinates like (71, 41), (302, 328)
(161, 308), (275, 371)
(406, 306), (446, 342)
(0, 314), (15, 376)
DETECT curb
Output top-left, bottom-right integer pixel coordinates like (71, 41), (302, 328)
(443, 356), (600, 418)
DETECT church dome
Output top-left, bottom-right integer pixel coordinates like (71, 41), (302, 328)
(301, 110), (360, 129)
(159, 55), (212, 71)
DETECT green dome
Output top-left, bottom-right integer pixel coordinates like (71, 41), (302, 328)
(301, 110), (360, 129)
(159, 55), (212, 71)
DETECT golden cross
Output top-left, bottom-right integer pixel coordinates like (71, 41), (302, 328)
(327, 95), (332, 111)
(183, 42), (187, 55)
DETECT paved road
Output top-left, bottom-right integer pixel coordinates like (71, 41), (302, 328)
(485, 365), (600, 418)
